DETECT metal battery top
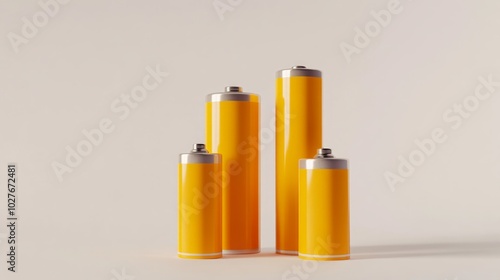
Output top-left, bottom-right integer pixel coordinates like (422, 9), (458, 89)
(276, 65), (322, 78)
(299, 148), (348, 169)
(206, 86), (259, 102)
(179, 144), (221, 164)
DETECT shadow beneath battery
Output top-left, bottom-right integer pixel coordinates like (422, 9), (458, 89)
(350, 241), (500, 260)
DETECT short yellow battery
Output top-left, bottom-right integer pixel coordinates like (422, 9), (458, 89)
(206, 86), (260, 254)
(276, 66), (322, 255)
(299, 148), (349, 261)
(178, 144), (222, 259)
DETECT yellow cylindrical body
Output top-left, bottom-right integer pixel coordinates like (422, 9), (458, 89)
(299, 149), (349, 261)
(276, 66), (322, 255)
(178, 144), (222, 259)
(206, 87), (260, 254)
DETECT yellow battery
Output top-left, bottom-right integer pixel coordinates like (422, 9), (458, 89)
(206, 86), (260, 254)
(276, 66), (322, 255)
(178, 144), (222, 259)
(299, 148), (349, 261)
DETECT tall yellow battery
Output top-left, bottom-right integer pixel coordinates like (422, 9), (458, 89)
(299, 148), (349, 261)
(276, 66), (322, 255)
(206, 86), (260, 254)
(178, 144), (222, 259)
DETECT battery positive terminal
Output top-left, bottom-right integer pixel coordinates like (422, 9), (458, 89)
(191, 143), (208, 153)
(225, 86), (242, 92)
(315, 148), (335, 158)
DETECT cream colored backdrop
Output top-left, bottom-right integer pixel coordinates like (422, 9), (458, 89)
(1, 0), (499, 279)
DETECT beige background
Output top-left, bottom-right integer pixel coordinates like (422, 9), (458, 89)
(1, 0), (500, 279)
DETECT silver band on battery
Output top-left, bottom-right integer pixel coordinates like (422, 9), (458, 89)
(299, 158), (348, 169)
(207, 86), (259, 102)
(299, 148), (348, 169)
(179, 144), (221, 164)
(276, 65), (322, 78)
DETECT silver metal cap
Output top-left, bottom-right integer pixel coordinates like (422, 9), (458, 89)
(206, 86), (259, 102)
(276, 65), (322, 78)
(179, 143), (221, 164)
(299, 147), (348, 169)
